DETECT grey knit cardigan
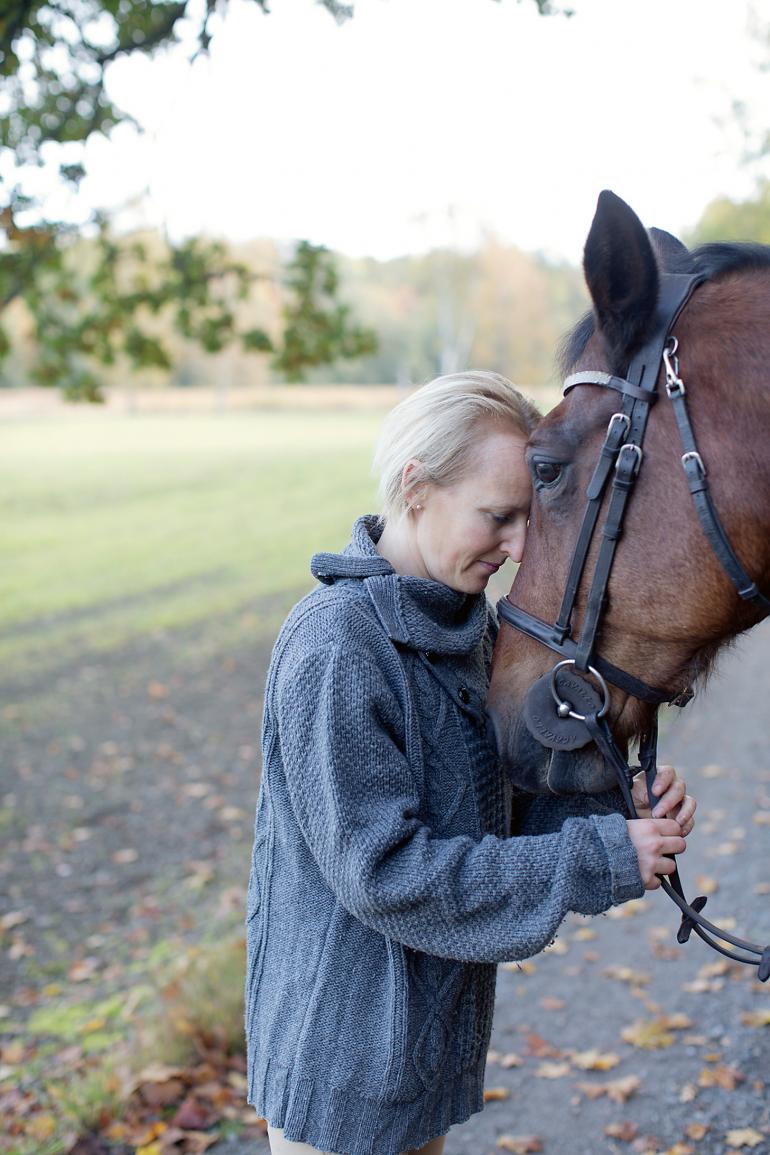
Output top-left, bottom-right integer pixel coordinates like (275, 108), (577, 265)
(244, 514), (644, 1155)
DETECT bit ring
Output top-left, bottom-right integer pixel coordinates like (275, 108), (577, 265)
(549, 659), (611, 721)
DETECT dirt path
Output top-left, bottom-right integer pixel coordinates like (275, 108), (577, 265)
(215, 620), (770, 1155)
(1, 597), (291, 1015)
(3, 610), (769, 1155)
(439, 618), (770, 1155)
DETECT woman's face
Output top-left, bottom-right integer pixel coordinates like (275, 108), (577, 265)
(410, 425), (532, 594)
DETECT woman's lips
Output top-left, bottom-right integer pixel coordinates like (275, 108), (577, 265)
(478, 560), (501, 573)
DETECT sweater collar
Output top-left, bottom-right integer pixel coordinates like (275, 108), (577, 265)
(311, 514), (489, 655)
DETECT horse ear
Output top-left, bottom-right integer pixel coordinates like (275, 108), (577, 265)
(583, 190), (659, 370)
(648, 226), (692, 273)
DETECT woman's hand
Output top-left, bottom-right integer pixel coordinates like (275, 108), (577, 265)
(626, 818), (688, 890)
(630, 763), (696, 836)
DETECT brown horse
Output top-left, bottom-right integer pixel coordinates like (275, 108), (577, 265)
(488, 190), (770, 798)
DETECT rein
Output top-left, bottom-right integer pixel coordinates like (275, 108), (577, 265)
(497, 273), (770, 979)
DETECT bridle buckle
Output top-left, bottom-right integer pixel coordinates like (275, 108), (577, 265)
(682, 450), (706, 477)
(615, 442), (643, 475)
(607, 412), (630, 437)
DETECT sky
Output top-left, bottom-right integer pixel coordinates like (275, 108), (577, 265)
(40, 0), (770, 263)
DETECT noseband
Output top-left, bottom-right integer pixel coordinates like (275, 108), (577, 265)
(497, 273), (770, 979)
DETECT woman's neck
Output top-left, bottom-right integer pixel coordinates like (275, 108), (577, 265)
(375, 517), (430, 580)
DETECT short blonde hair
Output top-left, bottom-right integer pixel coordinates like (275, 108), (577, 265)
(372, 370), (541, 523)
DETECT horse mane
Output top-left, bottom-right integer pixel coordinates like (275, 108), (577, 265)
(558, 239), (770, 377)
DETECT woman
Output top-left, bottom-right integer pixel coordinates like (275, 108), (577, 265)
(244, 371), (695, 1155)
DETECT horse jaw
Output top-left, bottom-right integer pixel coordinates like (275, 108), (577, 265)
(488, 698), (620, 796)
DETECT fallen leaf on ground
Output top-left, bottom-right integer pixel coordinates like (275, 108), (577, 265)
(697, 1065), (744, 1091)
(571, 1049), (620, 1071)
(604, 1120), (637, 1141)
(535, 1061), (571, 1079)
(483, 1087), (510, 1101)
(543, 939), (569, 955)
(679, 1083), (698, 1103)
(685, 1123), (709, 1140)
(112, 847), (139, 864)
(0, 911), (30, 931)
(725, 1129), (765, 1149)
(523, 1032), (562, 1059)
(694, 875), (719, 894)
(742, 1009), (770, 1027)
(622, 1015), (691, 1050)
(606, 898), (646, 919)
(577, 1075), (640, 1104)
(712, 841), (739, 856)
(682, 978), (724, 994)
(68, 957), (100, 982)
(603, 964), (651, 986)
(501, 960), (536, 974)
(699, 960), (730, 977)
(540, 996), (565, 1010)
(1, 1040), (26, 1064)
(496, 1136), (543, 1153)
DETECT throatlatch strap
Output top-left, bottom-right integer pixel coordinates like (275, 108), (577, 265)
(667, 387), (770, 614)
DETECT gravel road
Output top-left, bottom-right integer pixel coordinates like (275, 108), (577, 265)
(217, 618), (770, 1155)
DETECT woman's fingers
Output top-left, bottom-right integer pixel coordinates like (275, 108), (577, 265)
(671, 792), (697, 835)
(658, 834), (688, 857)
(631, 766), (696, 834)
(626, 818), (688, 890)
(651, 766), (686, 817)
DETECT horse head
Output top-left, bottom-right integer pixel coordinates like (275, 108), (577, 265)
(488, 190), (770, 796)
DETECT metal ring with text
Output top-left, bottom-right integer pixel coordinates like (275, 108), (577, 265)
(549, 659), (611, 721)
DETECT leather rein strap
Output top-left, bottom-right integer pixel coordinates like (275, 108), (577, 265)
(497, 272), (770, 979)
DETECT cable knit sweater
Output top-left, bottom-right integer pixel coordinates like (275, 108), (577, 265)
(244, 514), (644, 1155)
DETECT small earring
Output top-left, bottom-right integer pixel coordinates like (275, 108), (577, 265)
(414, 503), (422, 511)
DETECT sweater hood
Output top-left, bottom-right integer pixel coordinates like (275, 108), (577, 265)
(310, 513), (489, 655)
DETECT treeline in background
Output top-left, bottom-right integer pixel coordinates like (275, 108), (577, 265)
(4, 182), (770, 403)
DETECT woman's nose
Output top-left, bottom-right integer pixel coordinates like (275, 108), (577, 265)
(500, 523), (527, 564)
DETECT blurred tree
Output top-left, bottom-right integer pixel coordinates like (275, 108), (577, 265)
(296, 239), (585, 388)
(0, 0), (565, 399)
(0, 0), (563, 401)
(686, 182), (770, 247)
(0, 1), (377, 399)
(271, 241), (377, 381)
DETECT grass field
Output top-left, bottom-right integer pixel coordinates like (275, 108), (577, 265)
(0, 405), (387, 679)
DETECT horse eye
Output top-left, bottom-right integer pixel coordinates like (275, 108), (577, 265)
(533, 461), (562, 486)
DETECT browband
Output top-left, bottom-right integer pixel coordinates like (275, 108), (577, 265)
(563, 371), (657, 403)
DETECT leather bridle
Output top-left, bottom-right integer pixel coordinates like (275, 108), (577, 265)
(497, 272), (770, 979)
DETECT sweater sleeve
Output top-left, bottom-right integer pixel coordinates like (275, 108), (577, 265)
(512, 786), (632, 836)
(274, 642), (644, 964)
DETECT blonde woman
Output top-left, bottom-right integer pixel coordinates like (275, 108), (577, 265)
(244, 371), (694, 1155)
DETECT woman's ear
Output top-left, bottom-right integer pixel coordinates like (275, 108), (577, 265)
(401, 459), (428, 512)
